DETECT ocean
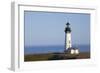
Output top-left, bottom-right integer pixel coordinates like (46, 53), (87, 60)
(24, 45), (90, 55)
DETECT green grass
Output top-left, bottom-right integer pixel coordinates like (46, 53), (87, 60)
(24, 53), (54, 61)
(24, 52), (90, 62)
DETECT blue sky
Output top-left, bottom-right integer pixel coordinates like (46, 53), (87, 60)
(24, 11), (90, 46)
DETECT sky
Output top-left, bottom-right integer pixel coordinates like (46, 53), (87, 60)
(24, 11), (90, 47)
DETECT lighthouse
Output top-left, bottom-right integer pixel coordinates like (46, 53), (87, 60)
(65, 22), (72, 50)
(64, 22), (79, 55)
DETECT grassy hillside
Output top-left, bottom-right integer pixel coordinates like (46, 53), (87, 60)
(24, 52), (90, 62)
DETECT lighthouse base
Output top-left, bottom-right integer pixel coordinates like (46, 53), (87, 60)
(64, 47), (79, 59)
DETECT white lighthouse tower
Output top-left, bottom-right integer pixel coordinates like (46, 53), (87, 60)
(64, 22), (79, 55)
(65, 22), (72, 50)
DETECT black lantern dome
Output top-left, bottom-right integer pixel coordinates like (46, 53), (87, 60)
(65, 22), (71, 33)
